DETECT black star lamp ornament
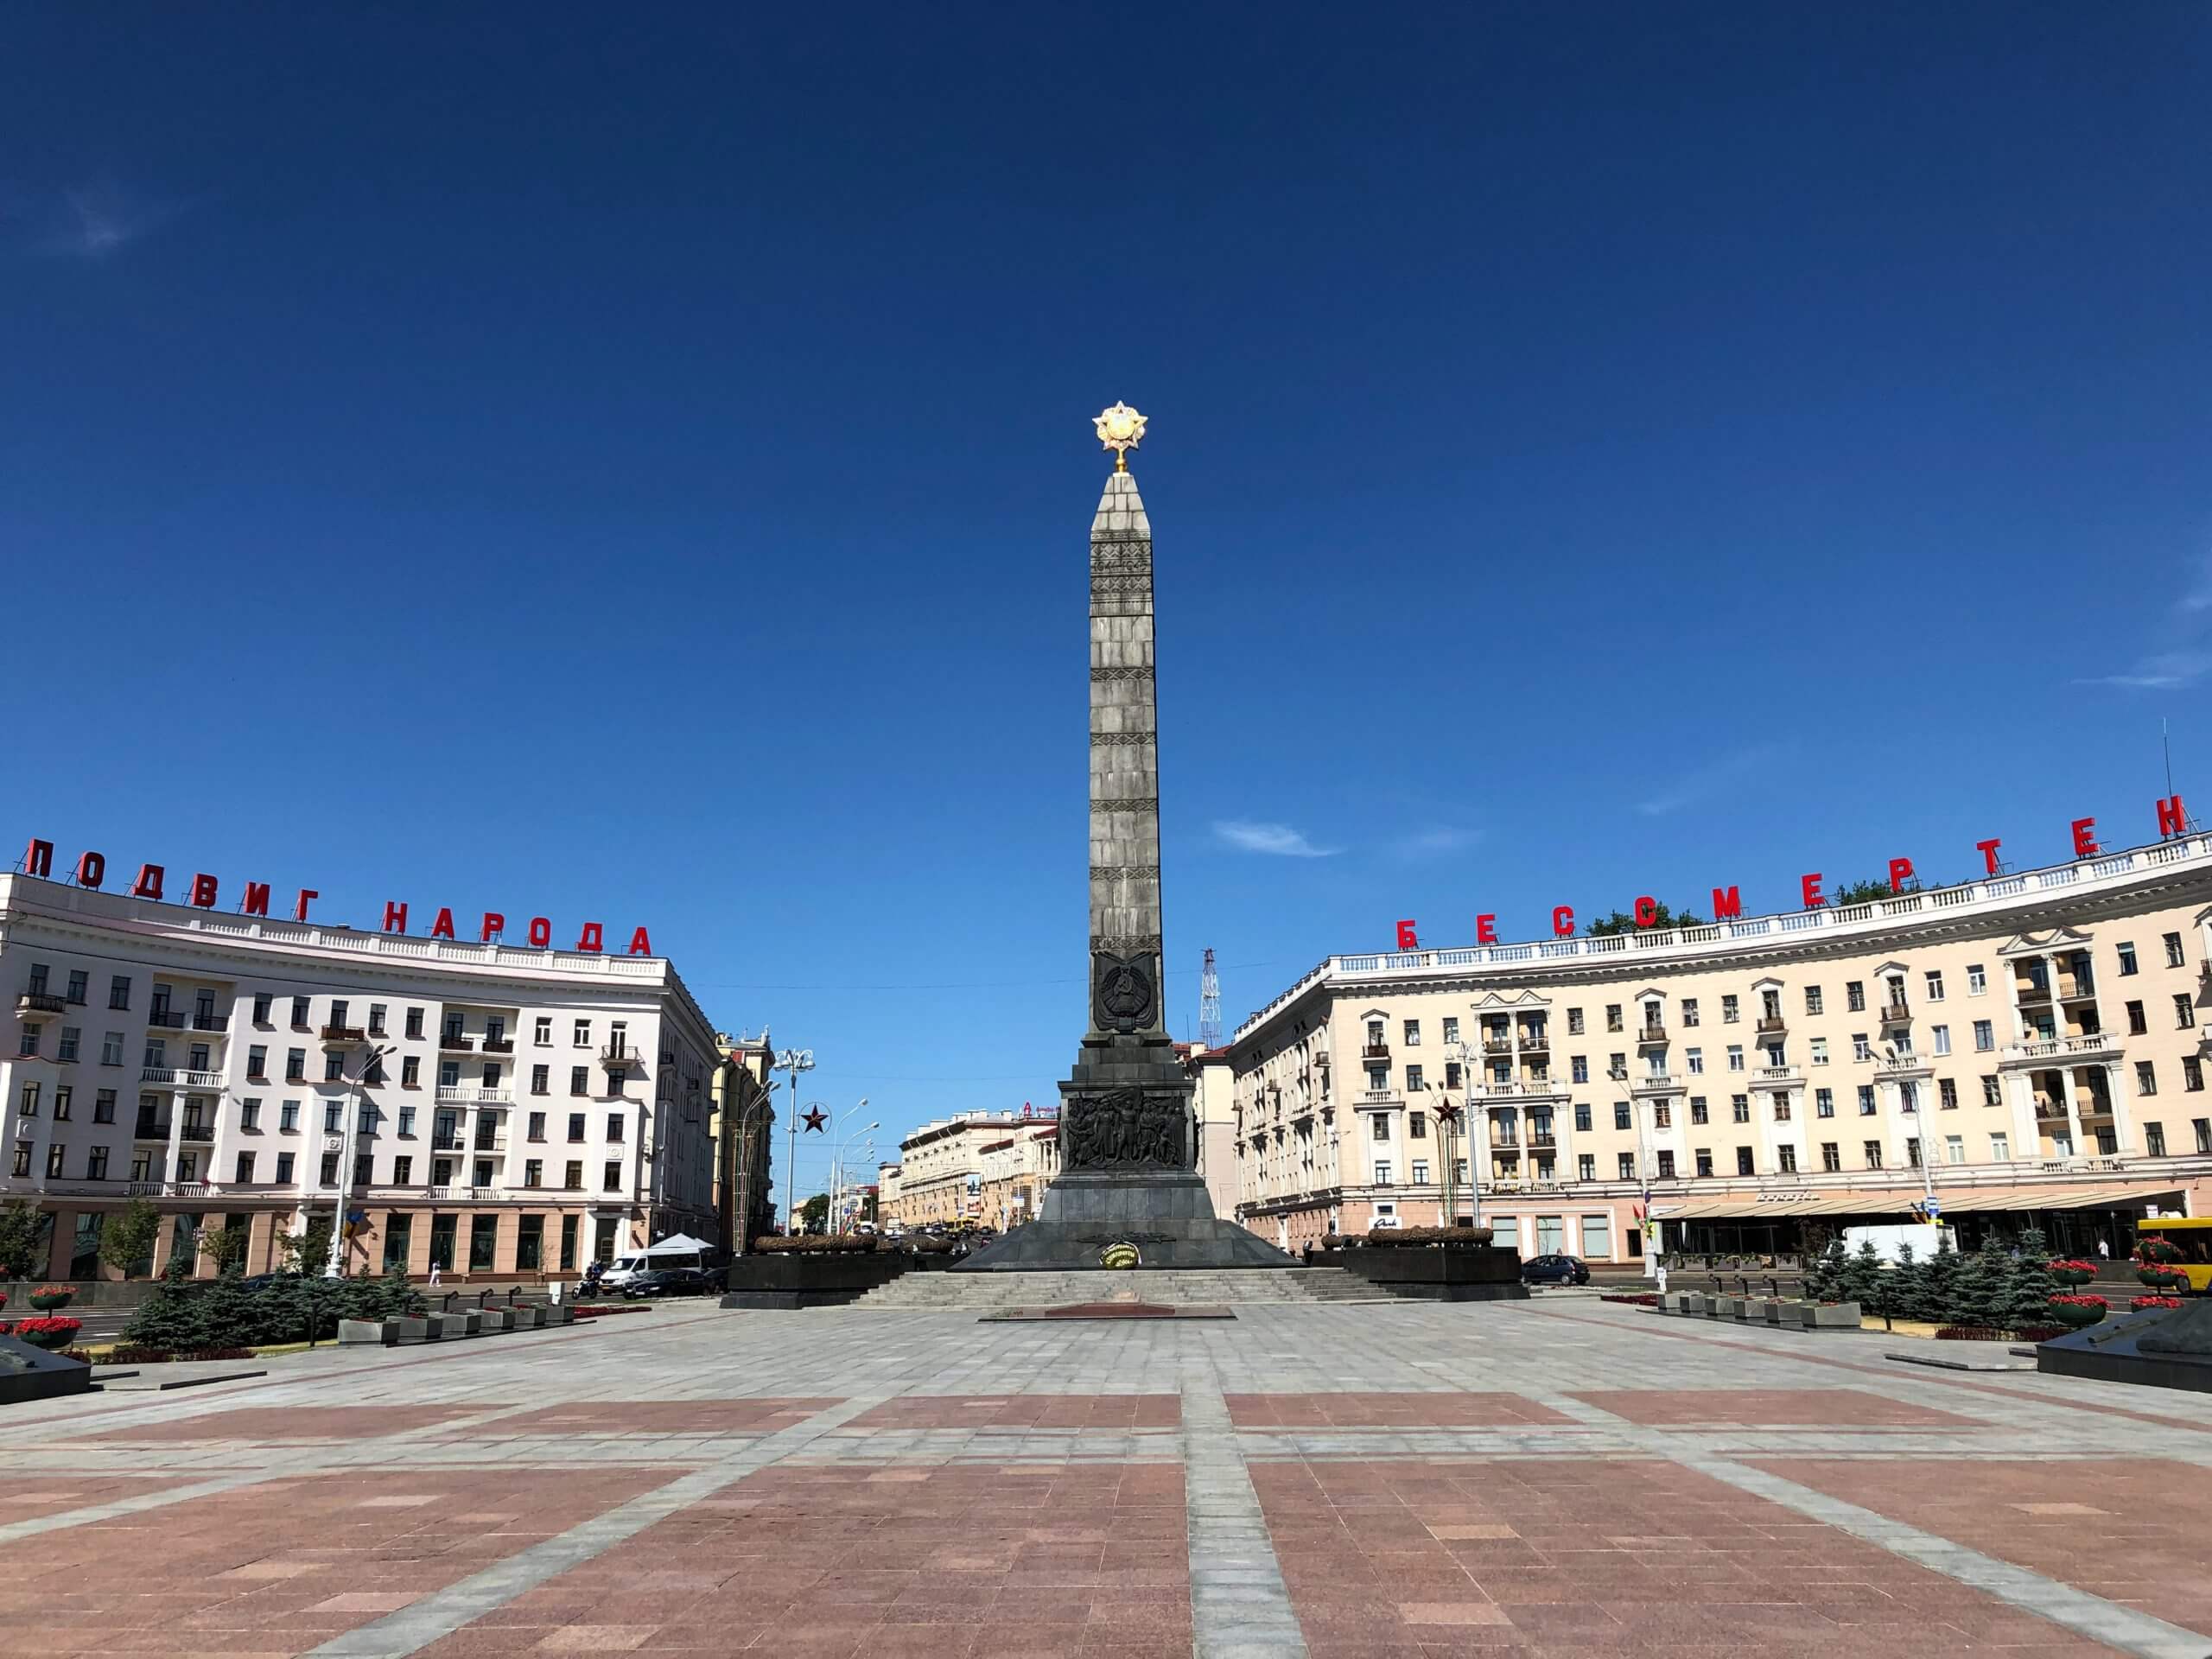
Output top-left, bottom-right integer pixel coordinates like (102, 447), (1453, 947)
(802, 1106), (829, 1134)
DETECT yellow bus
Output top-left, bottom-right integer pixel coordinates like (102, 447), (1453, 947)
(2134, 1217), (2212, 1293)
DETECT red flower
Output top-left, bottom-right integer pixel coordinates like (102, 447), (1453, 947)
(2048, 1293), (2109, 1308)
(6, 1316), (80, 1338)
(2130, 1294), (2184, 1311)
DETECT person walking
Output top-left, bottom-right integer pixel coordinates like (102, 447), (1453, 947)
(428, 1261), (442, 1287)
(2096, 1237), (2110, 1262)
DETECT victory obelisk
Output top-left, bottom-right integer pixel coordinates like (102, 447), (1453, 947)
(959, 405), (1294, 1271)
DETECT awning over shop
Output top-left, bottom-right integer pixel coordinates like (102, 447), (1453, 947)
(1652, 1185), (2183, 1223)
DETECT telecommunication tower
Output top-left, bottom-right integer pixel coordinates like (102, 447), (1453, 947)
(1198, 947), (1223, 1048)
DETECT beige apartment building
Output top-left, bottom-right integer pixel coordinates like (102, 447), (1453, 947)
(881, 1108), (1062, 1229)
(1227, 832), (2212, 1263)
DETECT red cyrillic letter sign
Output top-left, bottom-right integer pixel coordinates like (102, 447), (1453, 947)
(2157, 793), (2187, 836)
(1476, 914), (1497, 944)
(189, 873), (219, 908)
(131, 864), (165, 900)
(1801, 873), (1825, 908)
(1977, 837), (2002, 874)
(2071, 817), (2099, 857)
(243, 881), (270, 916)
(480, 912), (505, 943)
(382, 900), (408, 933)
(1710, 886), (1742, 920)
(1552, 906), (1575, 937)
(626, 925), (652, 957)
(23, 839), (53, 878)
(1395, 919), (1418, 950)
(1633, 895), (1658, 928)
(75, 850), (105, 889)
(1887, 856), (1915, 893)
(575, 922), (604, 953)
(294, 888), (317, 922)
(528, 917), (552, 947)
(429, 907), (456, 940)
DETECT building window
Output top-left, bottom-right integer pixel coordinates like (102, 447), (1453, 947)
(1685, 1047), (1704, 1075)
(1653, 1103), (1671, 1129)
(1573, 1103), (1591, 1131)
(1735, 1147), (1754, 1175)
(1971, 1020), (1993, 1052)
(368, 1004), (387, 1037)
(274, 1151), (295, 1183)
(1681, 998), (1699, 1027)
(1864, 1141), (1884, 1169)
(285, 1048), (305, 1082)
(1930, 1026), (1950, 1056)
(528, 1110), (546, 1141)
(1567, 1007), (1585, 1035)
(323, 1052), (345, 1083)
(93, 1089), (116, 1124)
(1690, 1096), (1709, 1124)
(290, 995), (309, 1027)
(1990, 1131), (2010, 1160)
(1404, 1065), (1424, 1091)
(17, 1027), (39, 1059)
(1444, 1062), (1462, 1089)
(62, 968), (86, 1005)
(1938, 1078), (1958, 1109)
(2113, 942), (2139, 978)
(280, 1100), (300, 1131)
(97, 1030), (122, 1066)
(1372, 1160), (1392, 1185)
(1440, 1017), (1459, 1044)
(1726, 1045), (1744, 1072)
(387, 1154), (409, 1184)
(2137, 1061), (2158, 1096)
(2176, 993), (2196, 1031)
(1605, 1005), (1623, 1033)
(1577, 1154), (1595, 1181)
(1731, 1095), (1749, 1124)
(570, 1066), (589, 1096)
(1571, 1056), (1588, 1084)
(573, 1020), (591, 1047)
(567, 1113), (586, 1141)
(2185, 1057), (2204, 1092)
(1906, 1137), (1923, 1168)
(1806, 1038), (1826, 1066)
(1370, 1113), (1390, 1142)
(324, 1101), (343, 1134)
(318, 1152), (339, 1185)
(607, 1112), (625, 1143)
(1803, 985), (1823, 1015)
(107, 975), (130, 1010)
(1408, 1111), (1427, 1140)
(2126, 1001), (2147, 1035)
(1694, 1148), (1713, 1177)
(1773, 1095), (1792, 1122)
(1656, 1150), (1676, 1179)
(395, 1055), (416, 1089)
(2146, 1122), (2167, 1157)
(564, 1160), (583, 1191)
(1612, 1103), (1630, 1131)
(1618, 1153), (1636, 1179)
(1720, 995), (1739, 1024)
(1402, 1020), (1421, 1046)
(1924, 970), (1944, 1001)
(1776, 1145), (1796, 1174)
(1410, 1160), (1429, 1183)
(2165, 931), (2185, 968)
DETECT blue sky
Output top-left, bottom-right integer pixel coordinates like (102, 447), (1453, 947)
(4, 5), (2209, 1202)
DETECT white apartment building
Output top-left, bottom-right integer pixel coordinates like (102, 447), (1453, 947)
(1228, 831), (2212, 1263)
(3, 869), (721, 1282)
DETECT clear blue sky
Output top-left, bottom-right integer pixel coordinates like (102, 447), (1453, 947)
(5, 6), (2209, 1201)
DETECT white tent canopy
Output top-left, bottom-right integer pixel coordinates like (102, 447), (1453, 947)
(640, 1233), (715, 1255)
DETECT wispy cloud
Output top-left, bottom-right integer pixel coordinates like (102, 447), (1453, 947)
(1212, 819), (1339, 858)
(2081, 548), (2212, 690)
(1637, 742), (1786, 817)
(22, 185), (185, 259)
(1389, 825), (1481, 861)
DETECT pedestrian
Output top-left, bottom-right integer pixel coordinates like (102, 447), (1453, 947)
(2096, 1237), (2110, 1262)
(1655, 1260), (1669, 1295)
(428, 1261), (441, 1287)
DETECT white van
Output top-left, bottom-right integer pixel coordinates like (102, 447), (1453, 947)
(597, 1252), (655, 1289)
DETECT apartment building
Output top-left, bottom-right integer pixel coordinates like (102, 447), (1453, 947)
(1228, 832), (2212, 1262)
(3, 868), (721, 1281)
(881, 1108), (1061, 1230)
(712, 1033), (776, 1250)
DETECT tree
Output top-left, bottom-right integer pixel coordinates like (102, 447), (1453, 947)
(121, 1252), (214, 1352)
(1948, 1245), (1995, 1329)
(194, 1261), (263, 1351)
(1919, 1230), (1960, 1324)
(798, 1194), (830, 1233)
(1804, 1236), (1847, 1301)
(99, 1199), (162, 1280)
(1586, 903), (1707, 938)
(2005, 1226), (2059, 1331)
(197, 1217), (252, 1275)
(0, 1198), (48, 1281)
(1890, 1239), (1924, 1323)
(1839, 1240), (1884, 1307)
(1830, 876), (1923, 906)
(276, 1217), (334, 1274)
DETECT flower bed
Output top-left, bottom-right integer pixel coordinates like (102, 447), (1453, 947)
(2138, 1237), (2186, 1265)
(5, 1316), (82, 1350)
(2046, 1293), (2109, 1329)
(26, 1286), (74, 1312)
(750, 1234), (879, 1254)
(86, 1344), (256, 1364)
(1362, 1225), (1496, 1248)
(2015, 1323), (2067, 1343)
(2129, 1294), (2185, 1313)
(1600, 1293), (1659, 1306)
(1935, 1325), (2015, 1341)
(2048, 1259), (2099, 1287)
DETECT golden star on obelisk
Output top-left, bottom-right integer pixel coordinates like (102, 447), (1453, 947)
(1093, 401), (1147, 471)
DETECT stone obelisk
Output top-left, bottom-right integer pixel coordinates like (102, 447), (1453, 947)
(958, 404), (1294, 1271)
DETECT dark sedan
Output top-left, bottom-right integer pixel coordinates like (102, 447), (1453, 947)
(1520, 1253), (1591, 1287)
(620, 1268), (710, 1300)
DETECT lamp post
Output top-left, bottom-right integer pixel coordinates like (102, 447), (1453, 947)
(825, 1102), (871, 1231)
(775, 1048), (814, 1232)
(732, 1081), (775, 1255)
(1447, 1040), (1483, 1227)
(326, 1042), (393, 1279)
(831, 1124), (877, 1230)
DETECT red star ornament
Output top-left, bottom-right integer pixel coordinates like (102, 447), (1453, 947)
(802, 1106), (829, 1134)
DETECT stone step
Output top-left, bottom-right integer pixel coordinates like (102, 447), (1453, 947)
(847, 1268), (1385, 1308)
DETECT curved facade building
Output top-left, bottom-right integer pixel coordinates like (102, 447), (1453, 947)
(1227, 834), (2212, 1262)
(2, 871), (722, 1282)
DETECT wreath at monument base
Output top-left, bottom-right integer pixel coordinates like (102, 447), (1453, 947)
(1100, 1243), (1141, 1270)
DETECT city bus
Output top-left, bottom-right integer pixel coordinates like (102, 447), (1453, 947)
(2134, 1217), (2212, 1293)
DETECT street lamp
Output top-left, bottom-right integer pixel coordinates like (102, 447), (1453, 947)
(831, 1123), (877, 1230)
(1446, 1039), (1483, 1228)
(326, 1041), (393, 1279)
(732, 1079), (777, 1255)
(776, 1048), (815, 1232)
(825, 1102), (872, 1232)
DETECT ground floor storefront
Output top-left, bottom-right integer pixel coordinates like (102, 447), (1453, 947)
(6, 1195), (718, 1284)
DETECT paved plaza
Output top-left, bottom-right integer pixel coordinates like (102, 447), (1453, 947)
(5, 1297), (2212, 1659)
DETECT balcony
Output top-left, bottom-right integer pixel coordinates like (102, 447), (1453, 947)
(1518, 1029), (1549, 1051)
(1467, 1078), (1566, 1100)
(1362, 1043), (1390, 1059)
(1755, 1064), (1802, 1085)
(321, 1025), (366, 1045)
(1481, 1036), (1515, 1056)
(1879, 1002), (1911, 1025)
(1756, 1015), (1786, 1035)
(189, 1013), (227, 1033)
(178, 1123), (215, 1144)
(1874, 1050), (1933, 1079)
(435, 1085), (513, 1106)
(16, 990), (67, 1016)
(1631, 1073), (1678, 1096)
(1525, 1130), (1558, 1148)
(1637, 1023), (1667, 1046)
(599, 1047), (635, 1068)
(439, 1033), (477, 1052)
(481, 1037), (515, 1054)
(2003, 1033), (2120, 1066)
(431, 1137), (467, 1154)
(147, 1010), (187, 1030)
(133, 1117), (171, 1140)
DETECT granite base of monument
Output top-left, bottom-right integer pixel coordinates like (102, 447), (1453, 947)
(955, 1173), (1299, 1272)
(2037, 1299), (2212, 1394)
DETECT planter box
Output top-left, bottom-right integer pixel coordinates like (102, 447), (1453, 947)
(546, 1303), (574, 1325)
(720, 1252), (911, 1309)
(1802, 1301), (1861, 1330)
(391, 1316), (431, 1344)
(1759, 1300), (1786, 1325)
(1326, 1246), (1529, 1301)
(478, 1308), (515, 1332)
(338, 1319), (398, 1346)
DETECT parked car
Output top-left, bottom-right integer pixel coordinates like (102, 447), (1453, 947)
(621, 1268), (710, 1300)
(1520, 1254), (1591, 1287)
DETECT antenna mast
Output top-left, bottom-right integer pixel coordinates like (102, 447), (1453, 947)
(1198, 948), (1223, 1048)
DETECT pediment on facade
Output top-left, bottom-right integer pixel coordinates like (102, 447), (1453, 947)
(1748, 976), (1783, 992)
(1870, 959), (1913, 977)
(1471, 988), (1549, 1009)
(1995, 926), (2095, 957)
